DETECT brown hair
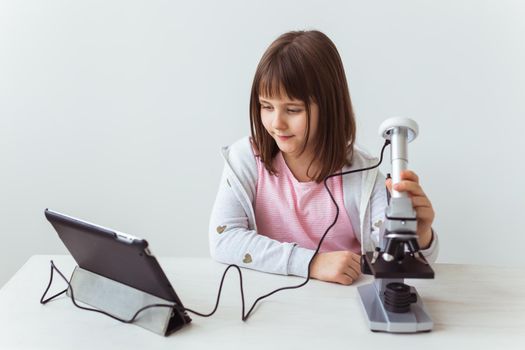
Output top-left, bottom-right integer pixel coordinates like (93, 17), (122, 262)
(249, 30), (356, 183)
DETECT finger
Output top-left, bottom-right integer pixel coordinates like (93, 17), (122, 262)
(400, 170), (419, 183)
(393, 180), (426, 197)
(338, 274), (354, 285)
(345, 265), (361, 283)
(349, 254), (362, 272)
(344, 267), (358, 281)
(411, 195), (433, 209)
(414, 207), (435, 223)
(343, 269), (357, 283)
(347, 261), (361, 279)
(350, 253), (361, 264)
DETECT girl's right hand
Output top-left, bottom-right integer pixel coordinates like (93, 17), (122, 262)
(309, 251), (361, 285)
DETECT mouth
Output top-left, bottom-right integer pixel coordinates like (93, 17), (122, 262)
(276, 135), (294, 142)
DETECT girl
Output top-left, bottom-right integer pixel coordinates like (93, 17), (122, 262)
(209, 30), (438, 285)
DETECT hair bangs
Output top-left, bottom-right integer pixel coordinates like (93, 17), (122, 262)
(257, 49), (312, 103)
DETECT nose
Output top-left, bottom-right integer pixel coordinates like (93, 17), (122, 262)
(271, 109), (287, 131)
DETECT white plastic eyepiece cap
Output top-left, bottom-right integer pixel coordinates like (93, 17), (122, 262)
(379, 117), (419, 142)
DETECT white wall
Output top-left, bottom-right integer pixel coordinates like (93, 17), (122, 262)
(1, 0), (524, 287)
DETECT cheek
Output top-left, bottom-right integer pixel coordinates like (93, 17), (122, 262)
(295, 114), (309, 135)
(260, 113), (272, 131)
(307, 112), (319, 138)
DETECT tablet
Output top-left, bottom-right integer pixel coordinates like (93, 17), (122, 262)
(44, 208), (191, 325)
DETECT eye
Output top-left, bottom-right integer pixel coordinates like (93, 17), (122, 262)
(261, 105), (273, 111)
(287, 109), (302, 114)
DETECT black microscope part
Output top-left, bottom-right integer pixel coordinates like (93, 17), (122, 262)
(361, 251), (434, 279)
(383, 282), (418, 313)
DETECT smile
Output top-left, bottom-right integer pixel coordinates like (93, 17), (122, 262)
(276, 135), (294, 141)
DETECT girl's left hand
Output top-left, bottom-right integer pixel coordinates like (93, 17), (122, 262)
(385, 170), (434, 248)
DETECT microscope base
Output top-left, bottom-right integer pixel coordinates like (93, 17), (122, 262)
(358, 279), (433, 333)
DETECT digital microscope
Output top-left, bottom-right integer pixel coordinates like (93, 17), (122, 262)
(358, 118), (435, 333)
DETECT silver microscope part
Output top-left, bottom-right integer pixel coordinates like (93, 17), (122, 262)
(383, 233), (417, 240)
(358, 278), (433, 333)
(371, 250), (380, 264)
(415, 252), (429, 265)
(382, 253), (394, 262)
(390, 128), (409, 199)
(379, 118), (419, 199)
(358, 118), (432, 333)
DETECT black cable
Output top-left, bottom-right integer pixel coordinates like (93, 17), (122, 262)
(40, 260), (180, 325)
(41, 140), (390, 324)
(182, 264), (246, 318)
(181, 139), (390, 320)
(40, 261), (67, 304)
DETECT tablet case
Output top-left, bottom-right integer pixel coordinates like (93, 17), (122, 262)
(45, 209), (191, 336)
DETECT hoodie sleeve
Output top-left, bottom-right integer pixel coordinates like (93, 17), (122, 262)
(208, 162), (315, 278)
(369, 171), (439, 263)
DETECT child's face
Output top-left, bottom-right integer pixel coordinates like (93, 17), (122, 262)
(259, 95), (319, 159)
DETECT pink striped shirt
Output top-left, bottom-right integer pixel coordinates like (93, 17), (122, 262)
(254, 151), (361, 253)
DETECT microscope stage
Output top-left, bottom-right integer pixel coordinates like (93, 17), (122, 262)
(362, 252), (435, 279)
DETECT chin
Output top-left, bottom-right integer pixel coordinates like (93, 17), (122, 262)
(278, 146), (296, 155)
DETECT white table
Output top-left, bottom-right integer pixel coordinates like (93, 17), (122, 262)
(0, 255), (524, 349)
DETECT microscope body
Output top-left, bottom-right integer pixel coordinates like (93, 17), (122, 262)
(358, 118), (434, 333)
(361, 196), (434, 279)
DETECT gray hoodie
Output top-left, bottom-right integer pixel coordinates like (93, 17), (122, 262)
(209, 136), (438, 277)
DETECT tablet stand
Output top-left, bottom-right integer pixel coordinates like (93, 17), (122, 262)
(67, 266), (188, 336)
